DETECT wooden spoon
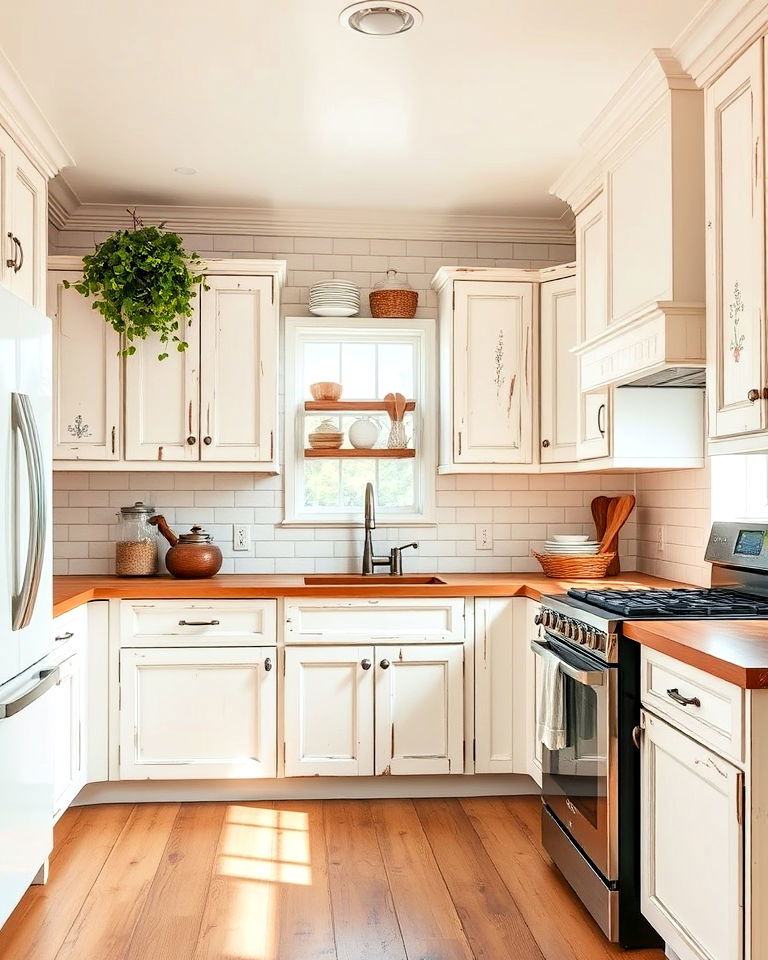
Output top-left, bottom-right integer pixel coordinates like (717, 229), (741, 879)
(393, 392), (407, 422)
(590, 496), (610, 543)
(599, 494), (636, 555)
(383, 392), (396, 423)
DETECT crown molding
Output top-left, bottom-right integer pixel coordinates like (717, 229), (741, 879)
(673, 0), (768, 86)
(0, 49), (74, 178)
(550, 50), (697, 209)
(48, 175), (575, 244)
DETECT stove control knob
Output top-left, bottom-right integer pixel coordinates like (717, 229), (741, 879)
(563, 618), (573, 639)
(582, 627), (594, 648)
(573, 623), (584, 643)
(594, 630), (606, 653)
(534, 612), (544, 627)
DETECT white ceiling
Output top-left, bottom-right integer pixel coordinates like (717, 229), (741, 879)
(3, 0), (707, 219)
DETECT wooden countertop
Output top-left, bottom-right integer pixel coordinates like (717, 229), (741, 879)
(623, 620), (768, 689)
(56, 572), (768, 689)
(53, 571), (682, 616)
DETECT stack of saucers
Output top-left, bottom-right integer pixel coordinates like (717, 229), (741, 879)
(309, 280), (360, 317)
(541, 535), (601, 556)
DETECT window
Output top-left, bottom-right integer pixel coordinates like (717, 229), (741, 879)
(284, 318), (436, 525)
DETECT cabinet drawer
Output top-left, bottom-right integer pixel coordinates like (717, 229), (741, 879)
(119, 600), (277, 646)
(284, 597), (465, 644)
(52, 606), (88, 650)
(640, 647), (743, 763)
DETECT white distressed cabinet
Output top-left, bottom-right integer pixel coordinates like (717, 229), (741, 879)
(283, 642), (464, 777)
(434, 269), (534, 471)
(50, 258), (284, 470)
(539, 274), (578, 463)
(0, 124), (47, 312)
(48, 269), (121, 460)
(640, 709), (743, 960)
(705, 40), (767, 445)
(578, 389), (610, 460)
(575, 192), (608, 344)
(119, 646), (277, 779)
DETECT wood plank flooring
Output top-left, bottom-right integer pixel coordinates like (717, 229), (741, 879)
(0, 797), (665, 960)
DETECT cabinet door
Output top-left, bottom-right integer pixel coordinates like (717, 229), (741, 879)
(540, 276), (578, 463)
(0, 127), (14, 297)
(51, 650), (86, 821)
(706, 41), (766, 438)
(284, 646), (374, 776)
(452, 280), (534, 464)
(7, 147), (46, 312)
(578, 388), (610, 460)
(49, 271), (121, 460)
(124, 315), (200, 461)
(119, 647), (277, 779)
(374, 643), (463, 775)
(199, 274), (277, 463)
(475, 598), (516, 774)
(576, 192), (607, 344)
(641, 711), (743, 960)
(526, 602), (544, 786)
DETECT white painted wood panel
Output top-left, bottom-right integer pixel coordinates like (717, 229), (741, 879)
(283, 645), (374, 777)
(119, 600), (277, 647)
(641, 710), (743, 960)
(0, 126), (12, 298)
(576, 193), (607, 344)
(475, 598), (516, 774)
(49, 271), (121, 460)
(119, 646), (277, 779)
(199, 274), (276, 463)
(706, 40), (766, 439)
(452, 280), (534, 464)
(374, 643), (463, 776)
(540, 275), (578, 463)
(525, 600), (544, 786)
(124, 313), (200, 462)
(284, 597), (465, 644)
(8, 148), (46, 312)
(50, 651), (84, 820)
(578, 388), (610, 460)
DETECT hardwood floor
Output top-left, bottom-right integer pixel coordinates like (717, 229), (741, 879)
(0, 797), (665, 960)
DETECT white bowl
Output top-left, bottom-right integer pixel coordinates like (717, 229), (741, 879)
(551, 535), (590, 543)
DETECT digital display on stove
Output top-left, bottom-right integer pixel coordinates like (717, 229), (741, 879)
(734, 529), (765, 557)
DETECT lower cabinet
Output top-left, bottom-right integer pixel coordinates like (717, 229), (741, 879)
(51, 649), (86, 820)
(119, 646), (277, 779)
(640, 710), (743, 960)
(284, 644), (464, 777)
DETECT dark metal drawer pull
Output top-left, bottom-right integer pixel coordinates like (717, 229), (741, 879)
(55, 631), (74, 642)
(178, 619), (221, 627)
(666, 687), (701, 708)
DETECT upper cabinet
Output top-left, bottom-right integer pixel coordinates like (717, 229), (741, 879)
(50, 258), (285, 471)
(539, 274), (579, 463)
(705, 40), (768, 448)
(551, 51), (706, 392)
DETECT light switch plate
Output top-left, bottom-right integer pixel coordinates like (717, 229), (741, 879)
(234, 524), (251, 552)
(476, 525), (493, 551)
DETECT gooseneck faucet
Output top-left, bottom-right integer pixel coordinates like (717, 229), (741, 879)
(362, 482), (418, 575)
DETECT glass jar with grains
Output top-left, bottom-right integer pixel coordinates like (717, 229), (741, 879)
(115, 501), (158, 576)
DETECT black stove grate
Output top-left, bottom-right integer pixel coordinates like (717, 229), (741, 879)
(566, 587), (768, 619)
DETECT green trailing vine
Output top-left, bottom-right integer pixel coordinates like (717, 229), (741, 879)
(65, 211), (206, 360)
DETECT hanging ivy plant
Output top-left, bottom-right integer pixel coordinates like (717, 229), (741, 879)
(65, 211), (206, 360)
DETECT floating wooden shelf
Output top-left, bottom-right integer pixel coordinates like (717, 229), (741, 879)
(304, 448), (416, 459)
(304, 400), (416, 412)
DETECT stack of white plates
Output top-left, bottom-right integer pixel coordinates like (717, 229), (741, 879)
(309, 280), (360, 318)
(542, 534), (601, 556)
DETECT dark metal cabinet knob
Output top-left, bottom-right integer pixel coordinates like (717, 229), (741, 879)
(187, 435), (197, 445)
(264, 657), (273, 672)
(542, 439), (550, 448)
(379, 659), (390, 669)
(361, 658), (372, 670)
(203, 436), (212, 445)
(748, 389), (761, 402)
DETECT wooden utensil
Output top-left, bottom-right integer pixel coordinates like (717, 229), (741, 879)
(591, 496), (610, 542)
(383, 392), (397, 423)
(393, 392), (407, 422)
(599, 494), (636, 556)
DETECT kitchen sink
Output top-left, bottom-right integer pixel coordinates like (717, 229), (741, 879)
(303, 575), (447, 586)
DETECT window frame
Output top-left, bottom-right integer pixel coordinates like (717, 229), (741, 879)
(283, 316), (437, 526)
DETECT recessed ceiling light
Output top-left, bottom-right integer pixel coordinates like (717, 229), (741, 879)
(340, 3), (423, 36)
(174, 166), (197, 175)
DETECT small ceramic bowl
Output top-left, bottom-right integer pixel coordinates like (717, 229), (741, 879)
(310, 382), (343, 401)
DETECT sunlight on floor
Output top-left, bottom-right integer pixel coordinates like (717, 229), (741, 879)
(218, 805), (312, 960)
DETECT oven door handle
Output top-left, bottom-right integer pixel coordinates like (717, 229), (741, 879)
(530, 639), (605, 686)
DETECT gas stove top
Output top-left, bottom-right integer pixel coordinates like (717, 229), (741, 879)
(567, 587), (768, 619)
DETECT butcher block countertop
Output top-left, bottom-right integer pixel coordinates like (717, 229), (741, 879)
(53, 572), (768, 689)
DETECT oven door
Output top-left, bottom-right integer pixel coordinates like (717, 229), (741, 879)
(533, 632), (618, 882)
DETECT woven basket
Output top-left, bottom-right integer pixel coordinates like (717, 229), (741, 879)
(369, 289), (418, 318)
(532, 550), (616, 580)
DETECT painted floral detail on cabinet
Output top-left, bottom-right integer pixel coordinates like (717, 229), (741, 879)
(494, 330), (505, 397)
(729, 282), (745, 362)
(67, 414), (91, 439)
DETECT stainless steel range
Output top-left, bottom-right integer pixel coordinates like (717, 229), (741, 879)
(534, 521), (768, 948)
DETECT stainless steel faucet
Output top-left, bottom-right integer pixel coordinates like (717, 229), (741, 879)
(362, 482), (417, 575)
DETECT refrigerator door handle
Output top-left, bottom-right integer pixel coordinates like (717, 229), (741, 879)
(11, 393), (46, 632)
(0, 667), (59, 719)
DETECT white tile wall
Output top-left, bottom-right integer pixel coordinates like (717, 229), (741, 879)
(49, 225), (653, 578)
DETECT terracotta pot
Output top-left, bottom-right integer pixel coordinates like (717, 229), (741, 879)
(148, 515), (223, 579)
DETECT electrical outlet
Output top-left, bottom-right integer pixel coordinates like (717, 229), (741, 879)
(233, 524), (251, 552)
(656, 525), (665, 555)
(476, 525), (493, 551)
